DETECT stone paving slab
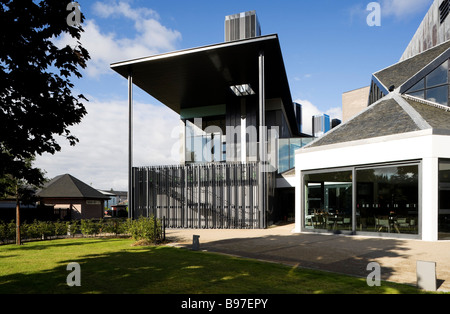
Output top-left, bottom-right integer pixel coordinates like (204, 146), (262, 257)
(165, 224), (450, 292)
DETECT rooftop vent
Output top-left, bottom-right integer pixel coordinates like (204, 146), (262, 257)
(224, 11), (261, 42)
(440, 0), (449, 24)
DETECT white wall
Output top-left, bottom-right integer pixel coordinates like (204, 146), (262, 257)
(294, 130), (450, 240)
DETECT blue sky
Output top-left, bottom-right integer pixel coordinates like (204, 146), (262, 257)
(34, 0), (434, 191)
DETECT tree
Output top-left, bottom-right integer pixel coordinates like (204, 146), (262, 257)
(0, 0), (90, 194)
(0, 161), (41, 245)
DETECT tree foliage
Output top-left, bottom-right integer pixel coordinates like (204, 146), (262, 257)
(0, 0), (90, 192)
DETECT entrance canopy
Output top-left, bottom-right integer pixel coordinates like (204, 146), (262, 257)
(111, 34), (299, 135)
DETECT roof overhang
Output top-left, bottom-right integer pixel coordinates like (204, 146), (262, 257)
(111, 34), (300, 134)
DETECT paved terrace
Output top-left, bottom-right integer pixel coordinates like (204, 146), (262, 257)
(165, 223), (450, 292)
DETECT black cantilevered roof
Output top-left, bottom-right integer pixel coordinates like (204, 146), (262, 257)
(111, 34), (301, 135)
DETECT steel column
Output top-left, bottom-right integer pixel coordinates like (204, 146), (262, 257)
(258, 51), (266, 228)
(128, 72), (133, 219)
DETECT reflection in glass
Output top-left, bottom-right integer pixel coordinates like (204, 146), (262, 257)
(426, 85), (448, 106)
(304, 171), (352, 232)
(356, 165), (419, 234)
(408, 78), (425, 93)
(278, 139), (290, 173)
(277, 138), (313, 173)
(407, 90), (425, 99)
(185, 117), (226, 163)
(439, 160), (450, 240)
(426, 60), (448, 88)
(405, 59), (449, 107)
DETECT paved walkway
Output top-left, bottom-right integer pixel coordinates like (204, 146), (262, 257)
(165, 223), (450, 292)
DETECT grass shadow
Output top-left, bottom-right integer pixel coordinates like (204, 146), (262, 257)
(0, 238), (424, 294)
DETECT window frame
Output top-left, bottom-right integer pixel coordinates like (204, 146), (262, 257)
(405, 59), (450, 106)
(301, 160), (422, 239)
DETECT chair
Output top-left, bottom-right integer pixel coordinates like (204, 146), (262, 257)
(343, 217), (352, 230)
(375, 217), (390, 232)
(327, 215), (337, 230)
(312, 215), (324, 228)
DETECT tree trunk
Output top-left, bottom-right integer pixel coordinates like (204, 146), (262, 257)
(15, 184), (21, 246)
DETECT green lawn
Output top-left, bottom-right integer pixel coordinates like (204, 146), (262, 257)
(0, 238), (425, 294)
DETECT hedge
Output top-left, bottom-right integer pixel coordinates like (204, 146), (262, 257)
(0, 217), (164, 245)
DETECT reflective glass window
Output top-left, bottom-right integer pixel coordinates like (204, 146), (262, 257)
(426, 60), (448, 88)
(185, 117), (226, 163)
(426, 85), (448, 106)
(405, 60), (450, 106)
(278, 139), (290, 173)
(439, 160), (450, 240)
(408, 90), (425, 99)
(356, 165), (419, 235)
(408, 78), (425, 93)
(304, 171), (352, 232)
(289, 139), (302, 169)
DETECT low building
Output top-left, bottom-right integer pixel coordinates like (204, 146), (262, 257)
(37, 174), (110, 220)
(295, 40), (450, 241)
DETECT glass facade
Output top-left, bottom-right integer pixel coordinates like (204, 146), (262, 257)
(185, 117), (226, 163)
(304, 170), (353, 232)
(439, 160), (450, 240)
(406, 59), (449, 106)
(303, 163), (420, 237)
(356, 165), (419, 235)
(278, 138), (313, 173)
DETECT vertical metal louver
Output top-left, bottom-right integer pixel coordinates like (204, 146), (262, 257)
(440, 0), (450, 24)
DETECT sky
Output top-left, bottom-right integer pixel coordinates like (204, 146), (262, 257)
(33, 0), (434, 191)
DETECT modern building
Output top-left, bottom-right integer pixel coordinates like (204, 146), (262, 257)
(295, 0), (450, 241)
(401, 0), (450, 61)
(312, 114), (330, 138)
(342, 86), (370, 122)
(111, 11), (312, 228)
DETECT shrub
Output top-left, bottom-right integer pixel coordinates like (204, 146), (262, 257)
(102, 218), (128, 236)
(80, 219), (100, 236)
(127, 216), (162, 243)
(24, 220), (53, 240)
(53, 220), (69, 236)
(0, 217), (160, 245)
(0, 221), (16, 243)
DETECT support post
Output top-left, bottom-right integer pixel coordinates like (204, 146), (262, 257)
(128, 71), (133, 220)
(258, 51), (266, 228)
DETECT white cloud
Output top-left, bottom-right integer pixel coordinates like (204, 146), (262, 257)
(295, 99), (342, 135)
(380, 0), (433, 19)
(92, 1), (158, 20)
(34, 99), (180, 191)
(54, 1), (182, 78)
(348, 0), (432, 24)
(36, 1), (183, 190)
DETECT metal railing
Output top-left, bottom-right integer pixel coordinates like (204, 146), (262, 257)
(132, 162), (266, 229)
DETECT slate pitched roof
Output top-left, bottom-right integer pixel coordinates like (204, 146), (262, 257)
(374, 40), (450, 90)
(37, 174), (109, 199)
(306, 94), (450, 149)
(405, 98), (450, 132)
